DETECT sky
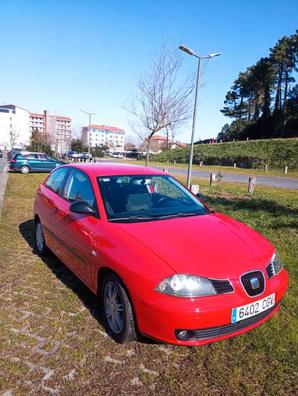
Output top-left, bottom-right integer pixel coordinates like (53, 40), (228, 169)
(0, 0), (297, 143)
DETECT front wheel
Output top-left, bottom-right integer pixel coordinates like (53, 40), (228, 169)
(20, 165), (30, 174)
(100, 273), (137, 343)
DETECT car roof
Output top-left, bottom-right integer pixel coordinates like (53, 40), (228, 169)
(17, 151), (45, 155)
(61, 162), (166, 177)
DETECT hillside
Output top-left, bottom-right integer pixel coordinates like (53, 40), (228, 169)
(153, 138), (298, 170)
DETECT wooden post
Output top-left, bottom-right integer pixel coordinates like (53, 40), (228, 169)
(209, 173), (216, 186)
(233, 163), (236, 169)
(285, 166), (288, 174)
(248, 177), (256, 194)
(191, 184), (200, 195)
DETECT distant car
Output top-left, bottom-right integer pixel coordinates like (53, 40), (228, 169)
(9, 152), (65, 173)
(110, 152), (124, 159)
(34, 163), (288, 345)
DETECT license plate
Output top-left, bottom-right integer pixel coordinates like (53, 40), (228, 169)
(231, 293), (275, 323)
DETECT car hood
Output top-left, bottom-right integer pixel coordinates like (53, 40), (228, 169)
(115, 213), (274, 278)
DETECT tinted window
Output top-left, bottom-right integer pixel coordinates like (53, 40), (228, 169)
(45, 167), (69, 194)
(63, 169), (96, 210)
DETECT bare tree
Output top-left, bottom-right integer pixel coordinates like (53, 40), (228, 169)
(125, 47), (193, 165)
(10, 129), (19, 148)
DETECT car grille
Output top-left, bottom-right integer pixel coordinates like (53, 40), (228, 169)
(176, 304), (278, 341)
(210, 279), (234, 294)
(240, 271), (265, 297)
(266, 262), (275, 278)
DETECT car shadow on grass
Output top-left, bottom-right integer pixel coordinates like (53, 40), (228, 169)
(19, 219), (157, 345)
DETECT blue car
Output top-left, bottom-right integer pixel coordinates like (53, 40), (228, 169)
(9, 152), (65, 174)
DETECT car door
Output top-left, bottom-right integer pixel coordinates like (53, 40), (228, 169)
(38, 154), (58, 171)
(54, 168), (100, 286)
(38, 166), (71, 255)
(23, 153), (40, 170)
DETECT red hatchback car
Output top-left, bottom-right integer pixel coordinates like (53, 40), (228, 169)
(34, 163), (288, 345)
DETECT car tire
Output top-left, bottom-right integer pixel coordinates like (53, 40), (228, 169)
(100, 273), (137, 343)
(20, 165), (30, 174)
(35, 219), (48, 255)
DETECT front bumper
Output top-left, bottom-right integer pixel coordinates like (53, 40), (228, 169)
(137, 268), (288, 346)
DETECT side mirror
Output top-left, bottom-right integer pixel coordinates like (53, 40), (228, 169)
(69, 200), (96, 216)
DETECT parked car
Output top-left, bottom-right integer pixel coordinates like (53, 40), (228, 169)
(9, 152), (65, 173)
(34, 163), (288, 345)
(110, 152), (124, 159)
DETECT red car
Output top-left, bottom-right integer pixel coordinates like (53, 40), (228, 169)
(34, 163), (288, 345)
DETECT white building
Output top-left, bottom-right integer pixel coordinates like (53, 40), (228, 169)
(0, 105), (30, 149)
(82, 124), (125, 152)
(0, 104), (72, 151)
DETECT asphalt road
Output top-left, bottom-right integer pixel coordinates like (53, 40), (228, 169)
(0, 154), (9, 219)
(0, 154), (6, 174)
(156, 165), (298, 190)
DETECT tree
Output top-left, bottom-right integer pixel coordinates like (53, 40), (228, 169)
(125, 47), (193, 165)
(27, 129), (53, 155)
(220, 31), (298, 140)
(70, 138), (87, 152)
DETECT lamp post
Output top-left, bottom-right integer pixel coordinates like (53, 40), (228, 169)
(179, 45), (222, 189)
(81, 110), (95, 161)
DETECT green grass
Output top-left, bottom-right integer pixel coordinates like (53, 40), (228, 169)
(152, 137), (298, 171)
(0, 172), (297, 395)
(103, 156), (298, 178)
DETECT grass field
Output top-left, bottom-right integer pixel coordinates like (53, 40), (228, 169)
(153, 138), (298, 171)
(0, 172), (297, 395)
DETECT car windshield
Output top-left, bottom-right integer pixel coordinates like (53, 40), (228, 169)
(98, 175), (209, 222)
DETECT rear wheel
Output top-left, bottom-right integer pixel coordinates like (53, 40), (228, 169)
(35, 219), (48, 255)
(20, 165), (30, 174)
(100, 273), (137, 343)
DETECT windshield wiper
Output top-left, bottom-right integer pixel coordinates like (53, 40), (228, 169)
(155, 211), (204, 220)
(109, 215), (158, 223)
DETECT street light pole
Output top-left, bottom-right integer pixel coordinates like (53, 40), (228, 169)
(179, 45), (222, 189)
(81, 110), (95, 161)
(187, 56), (201, 189)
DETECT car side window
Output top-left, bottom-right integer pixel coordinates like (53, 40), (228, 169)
(24, 154), (38, 160)
(45, 167), (69, 194)
(39, 154), (46, 160)
(63, 169), (96, 210)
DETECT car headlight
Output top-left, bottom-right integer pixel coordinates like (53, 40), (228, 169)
(271, 253), (283, 275)
(155, 274), (217, 297)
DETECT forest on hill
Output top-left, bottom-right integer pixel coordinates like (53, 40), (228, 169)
(218, 31), (298, 141)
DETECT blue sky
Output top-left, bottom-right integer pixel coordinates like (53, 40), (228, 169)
(0, 0), (297, 142)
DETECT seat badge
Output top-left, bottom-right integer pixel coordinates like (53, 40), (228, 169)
(250, 277), (260, 290)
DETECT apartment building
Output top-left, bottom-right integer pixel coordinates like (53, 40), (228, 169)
(0, 105), (30, 149)
(82, 124), (125, 152)
(30, 111), (72, 153)
(0, 104), (71, 151)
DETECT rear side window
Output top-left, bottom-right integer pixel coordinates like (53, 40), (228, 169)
(23, 154), (38, 160)
(45, 167), (69, 194)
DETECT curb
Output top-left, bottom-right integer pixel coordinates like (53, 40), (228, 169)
(0, 164), (9, 221)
